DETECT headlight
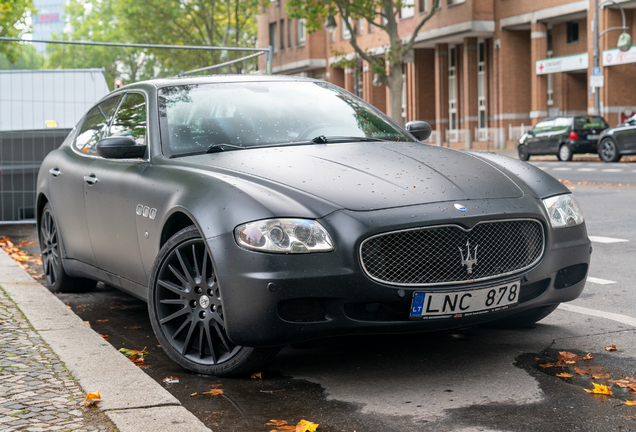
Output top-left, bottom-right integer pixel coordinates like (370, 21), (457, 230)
(235, 219), (334, 253)
(542, 194), (584, 228)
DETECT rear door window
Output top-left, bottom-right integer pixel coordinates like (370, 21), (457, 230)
(74, 95), (122, 155)
(552, 117), (571, 132)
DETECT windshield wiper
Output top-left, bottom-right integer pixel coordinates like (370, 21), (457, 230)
(311, 136), (387, 143)
(170, 143), (246, 158)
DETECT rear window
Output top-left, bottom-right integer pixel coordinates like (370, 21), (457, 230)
(574, 116), (608, 129)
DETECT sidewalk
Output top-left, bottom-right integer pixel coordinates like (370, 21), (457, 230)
(0, 249), (211, 432)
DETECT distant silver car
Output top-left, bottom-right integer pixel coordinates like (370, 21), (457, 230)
(37, 76), (591, 375)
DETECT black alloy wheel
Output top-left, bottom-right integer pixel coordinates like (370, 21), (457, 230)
(557, 144), (573, 161)
(148, 226), (279, 376)
(599, 138), (621, 162)
(518, 145), (530, 161)
(39, 203), (95, 293)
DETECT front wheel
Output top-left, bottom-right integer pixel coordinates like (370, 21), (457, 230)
(148, 226), (279, 376)
(598, 139), (621, 162)
(39, 203), (96, 293)
(557, 144), (573, 161)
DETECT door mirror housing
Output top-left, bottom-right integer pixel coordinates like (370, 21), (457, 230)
(405, 121), (432, 141)
(97, 136), (146, 159)
(526, 129), (535, 136)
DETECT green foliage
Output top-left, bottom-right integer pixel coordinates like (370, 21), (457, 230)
(0, 0), (36, 62)
(0, 43), (44, 69)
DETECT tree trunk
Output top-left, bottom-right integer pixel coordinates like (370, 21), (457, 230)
(386, 62), (404, 126)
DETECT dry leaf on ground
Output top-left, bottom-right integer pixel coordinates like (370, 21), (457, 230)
(584, 382), (613, 395)
(575, 367), (590, 375)
(583, 353), (594, 360)
(209, 384), (222, 388)
(592, 373), (611, 379)
(295, 419), (319, 432)
(82, 391), (101, 407)
(605, 345), (618, 351)
(251, 372), (263, 379)
(202, 389), (224, 396)
(557, 352), (582, 363)
(626, 400), (636, 406)
(556, 372), (573, 378)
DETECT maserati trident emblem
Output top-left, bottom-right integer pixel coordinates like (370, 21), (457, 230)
(459, 240), (478, 275)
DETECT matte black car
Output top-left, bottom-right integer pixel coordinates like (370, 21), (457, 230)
(37, 76), (591, 376)
(518, 116), (609, 161)
(598, 114), (636, 162)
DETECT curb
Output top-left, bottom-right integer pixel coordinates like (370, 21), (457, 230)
(0, 249), (211, 432)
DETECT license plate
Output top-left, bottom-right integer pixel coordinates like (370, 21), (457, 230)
(587, 134), (600, 140)
(410, 280), (520, 320)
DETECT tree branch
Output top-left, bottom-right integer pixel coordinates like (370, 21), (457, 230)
(403, 0), (439, 53)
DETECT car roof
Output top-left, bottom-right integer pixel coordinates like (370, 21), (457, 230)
(116, 74), (322, 91)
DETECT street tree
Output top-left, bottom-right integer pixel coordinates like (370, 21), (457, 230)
(0, 0), (36, 62)
(287, 0), (439, 125)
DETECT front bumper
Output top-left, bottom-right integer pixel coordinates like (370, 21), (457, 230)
(208, 198), (591, 347)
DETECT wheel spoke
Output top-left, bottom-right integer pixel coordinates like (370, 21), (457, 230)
(160, 298), (185, 305)
(181, 319), (197, 355)
(201, 248), (208, 283)
(192, 244), (201, 281)
(213, 321), (234, 352)
(175, 249), (196, 286)
(171, 316), (192, 339)
(158, 278), (186, 296)
(160, 306), (190, 325)
(198, 325), (205, 359)
(168, 264), (189, 287)
(204, 324), (217, 363)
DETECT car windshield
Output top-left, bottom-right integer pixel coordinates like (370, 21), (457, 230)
(574, 116), (608, 129)
(158, 81), (413, 157)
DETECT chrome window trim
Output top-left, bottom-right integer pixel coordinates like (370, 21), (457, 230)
(359, 218), (546, 287)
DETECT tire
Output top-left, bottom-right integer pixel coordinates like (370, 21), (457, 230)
(39, 203), (96, 293)
(485, 304), (560, 329)
(557, 144), (573, 161)
(518, 145), (530, 161)
(598, 138), (621, 162)
(148, 226), (279, 376)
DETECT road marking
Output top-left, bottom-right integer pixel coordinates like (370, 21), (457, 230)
(602, 169), (623, 172)
(577, 168), (597, 171)
(589, 235), (629, 243)
(559, 304), (636, 328)
(553, 168), (572, 171)
(587, 276), (617, 285)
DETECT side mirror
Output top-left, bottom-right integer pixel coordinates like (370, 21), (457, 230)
(97, 136), (146, 159)
(405, 120), (432, 141)
(526, 129), (535, 136)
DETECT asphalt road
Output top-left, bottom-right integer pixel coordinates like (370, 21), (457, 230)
(2, 160), (636, 431)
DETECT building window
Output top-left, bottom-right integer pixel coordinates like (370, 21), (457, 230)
(358, 18), (364, 35)
(400, 0), (414, 18)
(448, 45), (456, 130)
(288, 19), (293, 48)
(269, 22), (278, 52)
(298, 19), (306, 46)
(567, 21), (579, 44)
(342, 17), (351, 40)
(419, 0), (427, 13)
(368, 19), (374, 33)
(280, 19), (285, 51)
(477, 40), (486, 129)
(447, 0), (465, 6)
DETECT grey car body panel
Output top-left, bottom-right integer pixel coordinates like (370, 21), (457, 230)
(36, 76), (590, 347)
(599, 121), (636, 155)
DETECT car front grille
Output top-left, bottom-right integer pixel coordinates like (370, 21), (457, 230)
(360, 219), (544, 286)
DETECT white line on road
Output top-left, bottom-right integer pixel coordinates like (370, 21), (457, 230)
(589, 235), (629, 243)
(602, 169), (624, 172)
(577, 168), (597, 171)
(553, 168), (572, 171)
(587, 276), (617, 285)
(559, 303), (636, 328)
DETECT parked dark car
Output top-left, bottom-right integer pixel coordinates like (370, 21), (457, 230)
(37, 76), (591, 376)
(597, 114), (636, 162)
(518, 116), (609, 161)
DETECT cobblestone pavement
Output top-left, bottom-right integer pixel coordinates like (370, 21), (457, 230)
(0, 287), (116, 432)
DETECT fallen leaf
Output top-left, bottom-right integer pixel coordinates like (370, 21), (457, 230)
(296, 420), (319, 432)
(592, 373), (611, 379)
(99, 334), (109, 339)
(251, 372), (263, 379)
(556, 372), (574, 378)
(82, 391), (101, 407)
(84, 321), (91, 328)
(208, 384), (222, 388)
(605, 345), (618, 351)
(137, 365), (151, 369)
(584, 382), (613, 395)
(540, 362), (567, 368)
(97, 319), (109, 322)
(202, 389), (224, 396)
(266, 420), (289, 426)
(163, 377), (179, 384)
(128, 355), (144, 364)
(626, 400), (636, 406)
(583, 353), (594, 360)
(557, 352), (582, 363)
(119, 347), (148, 357)
(575, 367), (591, 376)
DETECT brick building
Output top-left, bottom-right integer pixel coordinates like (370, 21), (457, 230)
(258, 0), (636, 149)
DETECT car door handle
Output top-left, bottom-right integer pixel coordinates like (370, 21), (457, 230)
(83, 174), (99, 185)
(49, 168), (61, 177)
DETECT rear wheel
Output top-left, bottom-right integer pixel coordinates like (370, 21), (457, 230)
(486, 304), (559, 329)
(39, 203), (96, 293)
(518, 145), (530, 161)
(557, 144), (573, 161)
(599, 138), (621, 162)
(148, 226), (279, 376)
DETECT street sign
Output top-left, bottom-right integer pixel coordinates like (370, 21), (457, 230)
(590, 75), (604, 88)
(592, 67), (601, 76)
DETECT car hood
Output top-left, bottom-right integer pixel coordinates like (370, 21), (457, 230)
(184, 142), (524, 211)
